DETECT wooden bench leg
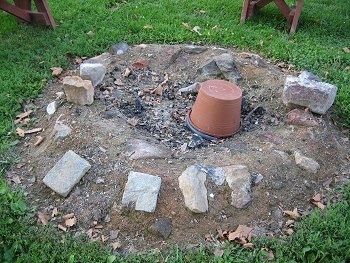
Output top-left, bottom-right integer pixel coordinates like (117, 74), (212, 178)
(33, 0), (56, 28)
(290, 0), (303, 33)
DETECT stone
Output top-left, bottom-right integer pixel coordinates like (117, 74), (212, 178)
(299, 71), (321, 82)
(54, 122), (72, 140)
(125, 139), (170, 160)
(62, 76), (94, 105)
(282, 75), (337, 114)
(177, 83), (200, 95)
(200, 165), (226, 186)
(121, 171), (161, 212)
(214, 53), (242, 81)
(43, 150), (91, 197)
(149, 217), (172, 239)
(109, 42), (129, 55)
(196, 60), (221, 79)
(286, 109), (319, 126)
(80, 63), (106, 87)
(224, 165), (252, 209)
(294, 150), (320, 174)
(46, 101), (57, 115)
(273, 150), (292, 165)
(183, 45), (208, 54)
(178, 165), (208, 213)
(85, 52), (114, 67)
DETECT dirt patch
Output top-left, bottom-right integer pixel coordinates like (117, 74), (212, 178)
(8, 44), (350, 253)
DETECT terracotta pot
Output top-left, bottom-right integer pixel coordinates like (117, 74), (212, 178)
(188, 79), (242, 138)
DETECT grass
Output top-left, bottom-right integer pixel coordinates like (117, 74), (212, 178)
(0, 0), (350, 262)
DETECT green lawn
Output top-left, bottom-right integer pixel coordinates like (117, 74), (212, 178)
(1, 0), (350, 262)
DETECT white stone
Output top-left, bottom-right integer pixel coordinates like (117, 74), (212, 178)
(178, 165), (208, 213)
(54, 122), (72, 139)
(121, 171), (161, 212)
(46, 101), (57, 115)
(126, 139), (170, 160)
(80, 63), (106, 87)
(43, 150), (91, 197)
(294, 150), (320, 174)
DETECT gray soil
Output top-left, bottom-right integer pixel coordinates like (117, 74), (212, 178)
(7, 44), (350, 254)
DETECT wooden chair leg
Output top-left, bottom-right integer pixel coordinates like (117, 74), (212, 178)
(33, 0), (55, 27)
(240, 0), (251, 23)
(290, 0), (303, 33)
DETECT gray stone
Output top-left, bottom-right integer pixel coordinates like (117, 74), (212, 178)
(126, 139), (170, 160)
(149, 217), (172, 239)
(85, 52), (114, 67)
(183, 45), (208, 54)
(43, 150), (91, 197)
(177, 83), (200, 95)
(294, 150), (320, 174)
(283, 75), (337, 114)
(198, 165), (225, 186)
(121, 171), (161, 212)
(224, 165), (252, 209)
(109, 42), (129, 55)
(54, 122), (72, 140)
(80, 63), (106, 87)
(178, 165), (208, 213)
(273, 150), (292, 165)
(286, 108), (319, 127)
(299, 71), (322, 82)
(214, 53), (235, 72)
(62, 76), (94, 105)
(197, 60), (221, 79)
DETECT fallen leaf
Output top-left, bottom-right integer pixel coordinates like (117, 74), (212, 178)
(228, 225), (253, 243)
(143, 24), (153, 29)
(310, 193), (326, 209)
(24, 128), (42, 134)
(58, 224), (67, 232)
(16, 162), (26, 169)
(137, 44), (148, 48)
(74, 57), (83, 64)
(285, 228), (294, 235)
(151, 86), (163, 96)
(51, 207), (59, 218)
(346, 66), (350, 71)
(127, 117), (138, 126)
(94, 224), (103, 229)
(34, 136), (44, 146)
(65, 216), (77, 227)
(285, 219), (295, 227)
(101, 235), (109, 242)
(192, 26), (202, 35)
(16, 127), (25, 137)
(50, 67), (63, 76)
(123, 68), (132, 77)
(10, 174), (21, 184)
(37, 211), (50, 226)
(259, 40), (264, 47)
(182, 22), (191, 29)
(343, 47), (350, 53)
(87, 228), (94, 238)
(62, 213), (75, 219)
(87, 30), (94, 36)
(111, 241), (121, 250)
(242, 243), (254, 249)
(131, 59), (149, 69)
(283, 208), (300, 220)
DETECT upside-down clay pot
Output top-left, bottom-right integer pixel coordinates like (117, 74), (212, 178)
(187, 79), (242, 138)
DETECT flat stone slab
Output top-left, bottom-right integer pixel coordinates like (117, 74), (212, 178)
(43, 150), (91, 197)
(125, 139), (171, 160)
(121, 171), (161, 212)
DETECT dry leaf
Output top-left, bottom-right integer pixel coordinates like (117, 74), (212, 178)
(242, 243), (254, 249)
(10, 175), (21, 184)
(285, 219), (295, 227)
(62, 213), (75, 219)
(51, 207), (59, 218)
(58, 224), (67, 232)
(123, 68), (132, 77)
(74, 57), (83, 64)
(310, 193), (326, 209)
(94, 224), (103, 229)
(65, 216), (77, 227)
(24, 128), (42, 134)
(111, 241), (121, 250)
(285, 228), (294, 235)
(283, 208), (300, 220)
(228, 225), (253, 242)
(15, 110), (32, 124)
(151, 86), (163, 96)
(131, 59), (149, 69)
(34, 136), (44, 146)
(127, 117), (138, 126)
(182, 22), (191, 29)
(87, 31), (94, 36)
(87, 228), (94, 238)
(37, 211), (50, 226)
(192, 26), (202, 35)
(143, 24), (153, 29)
(16, 127), (25, 137)
(343, 47), (350, 53)
(50, 67), (63, 76)
(101, 235), (109, 242)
